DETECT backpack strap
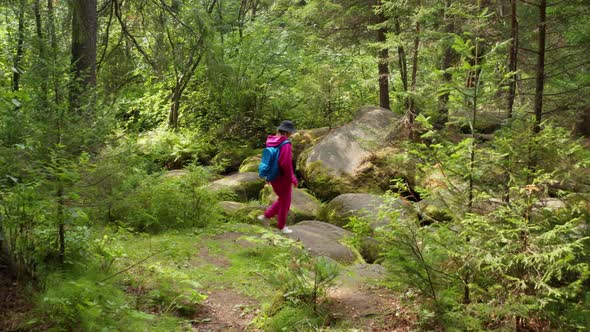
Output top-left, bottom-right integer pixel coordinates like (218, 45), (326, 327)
(277, 140), (291, 149)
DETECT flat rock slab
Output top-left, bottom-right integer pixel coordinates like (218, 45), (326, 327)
(208, 172), (265, 202)
(288, 221), (356, 264)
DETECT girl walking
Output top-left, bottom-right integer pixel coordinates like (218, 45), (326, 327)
(258, 120), (298, 233)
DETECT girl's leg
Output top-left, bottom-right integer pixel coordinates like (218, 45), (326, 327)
(276, 189), (292, 229)
(264, 198), (281, 219)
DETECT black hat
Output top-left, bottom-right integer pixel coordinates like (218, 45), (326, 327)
(277, 120), (297, 133)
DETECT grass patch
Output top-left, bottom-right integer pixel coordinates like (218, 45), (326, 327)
(99, 223), (305, 322)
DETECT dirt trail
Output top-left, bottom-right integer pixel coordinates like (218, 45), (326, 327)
(193, 288), (259, 331)
(0, 260), (32, 331)
(327, 284), (414, 331)
(190, 231), (415, 331)
(191, 231), (260, 331)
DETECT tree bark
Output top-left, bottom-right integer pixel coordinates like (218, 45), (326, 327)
(12, 0), (26, 92)
(506, 0), (518, 119)
(71, 0), (97, 110)
(34, 0), (50, 100)
(407, 1), (421, 125)
(377, 1), (390, 110)
(438, 0), (455, 127)
(533, 0), (546, 134)
(57, 184), (65, 265)
(48, 0), (62, 106)
(394, 18), (408, 94)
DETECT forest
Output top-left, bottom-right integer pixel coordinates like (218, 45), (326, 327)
(0, 0), (589, 331)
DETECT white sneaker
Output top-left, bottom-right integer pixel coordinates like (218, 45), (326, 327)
(257, 215), (268, 222)
(281, 227), (293, 234)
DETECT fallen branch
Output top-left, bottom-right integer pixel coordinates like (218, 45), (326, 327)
(100, 249), (169, 283)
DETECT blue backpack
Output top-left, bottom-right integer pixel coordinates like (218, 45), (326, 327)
(258, 140), (290, 182)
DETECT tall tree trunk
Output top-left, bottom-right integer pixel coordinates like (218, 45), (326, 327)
(48, 0), (60, 105)
(438, 0), (454, 127)
(533, 0), (546, 134)
(407, 2), (421, 126)
(57, 184), (65, 265)
(506, 0), (518, 119)
(34, 0), (49, 100)
(394, 18), (408, 98)
(169, 86), (181, 130)
(12, 0), (26, 92)
(377, 1), (390, 110)
(71, 0), (97, 110)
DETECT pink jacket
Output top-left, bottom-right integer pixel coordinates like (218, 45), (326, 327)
(265, 135), (298, 186)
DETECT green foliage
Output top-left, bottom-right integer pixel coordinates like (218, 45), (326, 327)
(141, 264), (207, 317)
(38, 272), (188, 331)
(343, 216), (372, 250)
(383, 121), (590, 330)
(211, 143), (258, 174)
(0, 155), (92, 277)
(135, 128), (216, 170)
(268, 255), (339, 309)
(262, 254), (338, 331)
(109, 165), (221, 232)
(263, 305), (326, 332)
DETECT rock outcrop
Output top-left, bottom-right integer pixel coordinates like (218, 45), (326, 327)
(208, 172), (265, 202)
(297, 107), (411, 200)
(288, 221), (357, 264)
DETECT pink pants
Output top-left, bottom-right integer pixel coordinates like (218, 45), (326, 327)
(264, 178), (292, 229)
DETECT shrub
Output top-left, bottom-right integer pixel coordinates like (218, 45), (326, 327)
(110, 165), (221, 232)
(264, 305), (326, 332)
(135, 128), (216, 169)
(38, 271), (190, 331)
(380, 121), (590, 330)
(268, 255), (339, 310)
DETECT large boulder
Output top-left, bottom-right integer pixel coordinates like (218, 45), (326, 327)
(298, 107), (408, 200)
(452, 109), (505, 134)
(208, 172), (265, 202)
(212, 146), (257, 174)
(260, 186), (322, 223)
(290, 127), (330, 162)
(238, 155), (261, 173)
(320, 193), (407, 229)
(287, 221), (358, 264)
(320, 193), (412, 263)
(218, 201), (265, 224)
(417, 166), (468, 215)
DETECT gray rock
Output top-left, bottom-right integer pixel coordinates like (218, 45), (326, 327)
(305, 107), (398, 177)
(218, 201), (248, 214)
(288, 221), (357, 264)
(535, 198), (566, 211)
(320, 193), (413, 263)
(238, 155), (261, 173)
(298, 107), (403, 200)
(218, 201), (265, 224)
(321, 193), (407, 229)
(208, 172), (265, 202)
(452, 109), (505, 134)
(162, 169), (189, 178)
(291, 127), (330, 162)
(260, 186), (322, 222)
